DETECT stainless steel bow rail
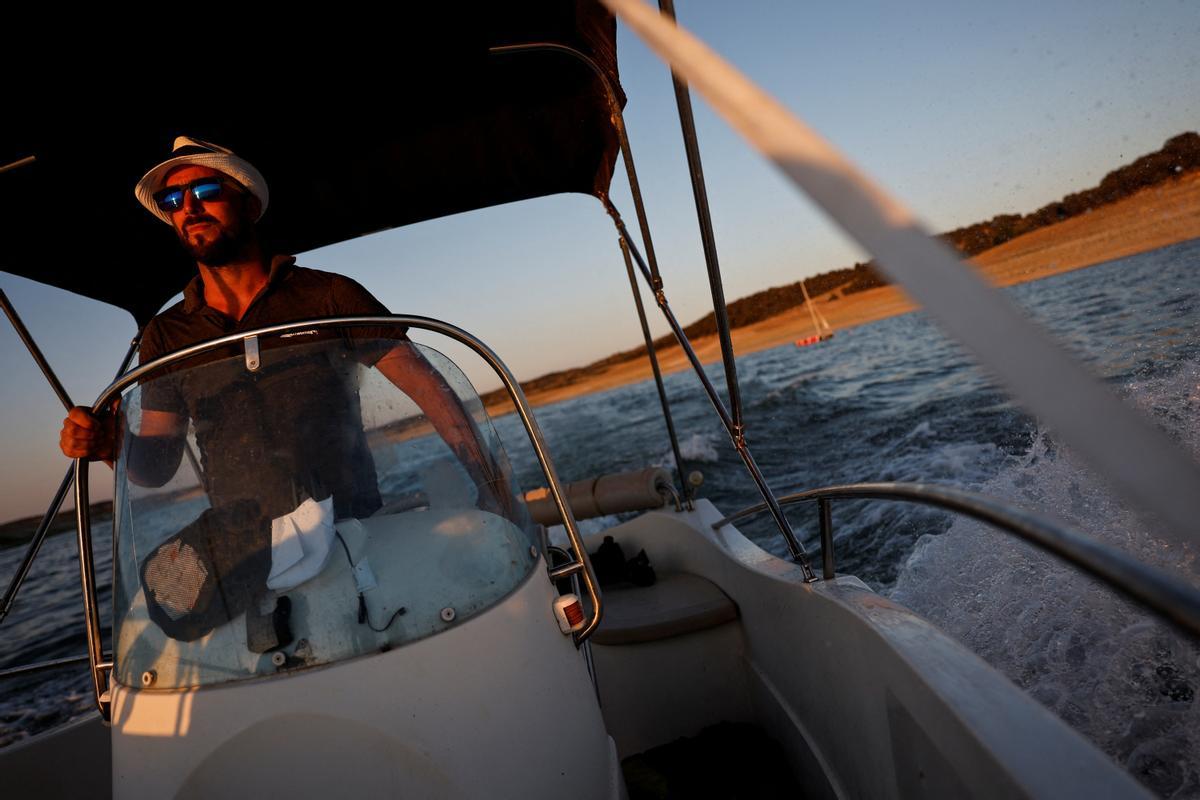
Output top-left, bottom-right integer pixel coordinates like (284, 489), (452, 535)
(714, 482), (1200, 639)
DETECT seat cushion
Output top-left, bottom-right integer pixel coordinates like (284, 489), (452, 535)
(592, 572), (738, 646)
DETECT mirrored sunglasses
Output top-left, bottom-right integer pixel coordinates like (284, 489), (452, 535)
(153, 177), (240, 213)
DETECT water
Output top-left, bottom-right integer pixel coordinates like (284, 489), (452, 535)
(3, 239), (1199, 794)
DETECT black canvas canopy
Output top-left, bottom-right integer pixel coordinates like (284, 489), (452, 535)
(0, 3), (623, 326)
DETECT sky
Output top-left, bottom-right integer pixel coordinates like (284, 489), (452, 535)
(2, 0), (1197, 522)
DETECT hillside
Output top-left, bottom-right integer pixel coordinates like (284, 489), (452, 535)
(480, 132), (1200, 407)
(0, 502), (112, 548)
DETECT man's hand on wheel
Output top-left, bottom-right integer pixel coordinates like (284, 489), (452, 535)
(60, 407), (115, 463)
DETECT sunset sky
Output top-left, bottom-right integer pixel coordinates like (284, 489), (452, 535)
(2, 0), (1197, 521)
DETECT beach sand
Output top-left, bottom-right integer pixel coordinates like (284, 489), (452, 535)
(501, 172), (1200, 412)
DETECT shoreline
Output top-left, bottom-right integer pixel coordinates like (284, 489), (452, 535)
(497, 172), (1200, 413)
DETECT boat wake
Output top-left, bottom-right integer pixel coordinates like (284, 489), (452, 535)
(654, 432), (722, 470)
(890, 358), (1200, 798)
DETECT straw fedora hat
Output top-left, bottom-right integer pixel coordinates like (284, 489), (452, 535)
(134, 136), (269, 226)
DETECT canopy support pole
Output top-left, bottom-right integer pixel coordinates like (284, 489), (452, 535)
(0, 155), (37, 176)
(490, 42), (807, 563)
(618, 236), (692, 507)
(606, 199), (815, 578)
(490, 42), (696, 501)
(0, 330), (140, 626)
(657, 0), (746, 444)
(1, 287), (72, 410)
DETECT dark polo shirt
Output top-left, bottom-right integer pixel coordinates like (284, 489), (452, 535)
(139, 255), (399, 362)
(136, 256), (405, 520)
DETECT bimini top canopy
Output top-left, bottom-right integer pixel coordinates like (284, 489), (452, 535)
(0, 3), (623, 327)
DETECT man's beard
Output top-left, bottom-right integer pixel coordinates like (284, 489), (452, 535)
(179, 217), (253, 266)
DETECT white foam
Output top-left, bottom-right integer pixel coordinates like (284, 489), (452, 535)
(890, 360), (1200, 796)
(901, 420), (936, 441)
(655, 432), (722, 469)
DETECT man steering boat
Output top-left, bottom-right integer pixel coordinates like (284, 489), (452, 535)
(58, 137), (516, 639)
(62, 136), (506, 508)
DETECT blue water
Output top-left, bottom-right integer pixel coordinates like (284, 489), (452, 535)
(505, 239), (1199, 587)
(3, 239), (1199, 795)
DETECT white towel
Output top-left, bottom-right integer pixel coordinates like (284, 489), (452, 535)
(267, 496), (336, 591)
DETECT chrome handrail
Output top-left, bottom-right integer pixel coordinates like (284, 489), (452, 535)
(71, 316), (604, 718)
(0, 652), (111, 681)
(714, 481), (1200, 638)
(547, 544), (599, 697)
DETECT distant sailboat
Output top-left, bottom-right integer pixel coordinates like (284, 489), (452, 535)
(795, 278), (834, 347)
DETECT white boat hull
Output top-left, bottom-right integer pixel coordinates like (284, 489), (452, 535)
(3, 500), (1150, 798)
(582, 500), (1150, 799)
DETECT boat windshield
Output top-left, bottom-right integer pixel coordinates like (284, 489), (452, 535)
(110, 329), (539, 691)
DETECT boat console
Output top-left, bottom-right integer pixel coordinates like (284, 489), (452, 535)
(95, 330), (618, 798)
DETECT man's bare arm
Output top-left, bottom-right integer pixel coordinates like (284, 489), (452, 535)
(126, 410), (188, 488)
(138, 409), (186, 438)
(373, 342), (513, 514)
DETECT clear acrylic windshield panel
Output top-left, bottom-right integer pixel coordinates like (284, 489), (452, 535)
(111, 328), (539, 690)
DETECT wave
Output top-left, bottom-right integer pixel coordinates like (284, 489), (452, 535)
(655, 432), (722, 469)
(889, 359), (1200, 798)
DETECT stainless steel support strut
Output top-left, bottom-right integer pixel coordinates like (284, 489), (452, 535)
(0, 286), (142, 625)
